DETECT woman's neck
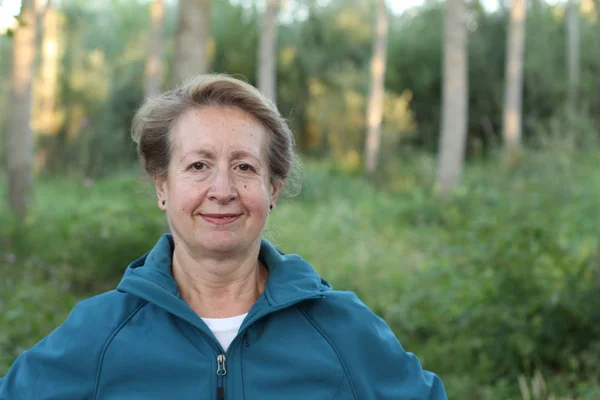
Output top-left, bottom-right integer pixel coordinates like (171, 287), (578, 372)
(171, 242), (269, 319)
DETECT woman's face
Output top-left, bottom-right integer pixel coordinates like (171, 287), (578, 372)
(155, 106), (281, 257)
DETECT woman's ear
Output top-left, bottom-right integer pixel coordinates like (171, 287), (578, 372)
(269, 180), (283, 212)
(154, 174), (168, 211)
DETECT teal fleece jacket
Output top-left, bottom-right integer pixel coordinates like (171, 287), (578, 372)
(0, 235), (447, 399)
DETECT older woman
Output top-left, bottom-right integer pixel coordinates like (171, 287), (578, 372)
(0, 75), (447, 399)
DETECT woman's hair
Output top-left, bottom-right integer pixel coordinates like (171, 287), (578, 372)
(131, 74), (300, 192)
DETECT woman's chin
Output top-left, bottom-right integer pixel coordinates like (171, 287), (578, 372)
(198, 235), (245, 254)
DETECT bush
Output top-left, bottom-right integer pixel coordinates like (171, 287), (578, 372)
(381, 151), (600, 398)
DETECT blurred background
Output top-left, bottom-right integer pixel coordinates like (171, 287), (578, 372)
(1, 0), (599, 398)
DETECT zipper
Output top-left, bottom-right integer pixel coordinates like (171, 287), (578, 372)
(216, 353), (227, 400)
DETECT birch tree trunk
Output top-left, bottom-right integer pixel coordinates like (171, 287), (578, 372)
(6, 0), (37, 219)
(37, 2), (59, 136)
(172, 0), (211, 86)
(145, 0), (166, 98)
(502, 0), (527, 155)
(257, 0), (281, 103)
(33, 1), (60, 173)
(437, 0), (468, 200)
(364, 0), (389, 176)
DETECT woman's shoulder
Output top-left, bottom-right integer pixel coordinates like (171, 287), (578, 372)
(298, 289), (391, 339)
(77, 289), (143, 313)
(50, 289), (146, 348)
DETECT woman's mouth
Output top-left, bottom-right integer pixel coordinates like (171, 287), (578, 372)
(200, 214), (241, 225)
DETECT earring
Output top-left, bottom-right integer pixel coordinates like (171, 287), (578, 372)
(269, 205), (273, 211)
(162, 200), (166, 206)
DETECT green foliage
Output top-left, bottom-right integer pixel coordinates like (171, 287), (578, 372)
(2, 174), (167, 288)
(37, 0), (151, 177)
(0, 267), (78, 370)
(212, 1), (259, 83)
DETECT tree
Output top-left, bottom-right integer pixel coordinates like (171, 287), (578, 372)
(437, 0), (468, 200)
(364, 0), (389, 176)
(33, 0), (60, 173)
(172, 0), (211, 86)
(566, 0), (580, 144)
(5, 0), (38, 219)
(502, 0), (527, 157)
(36, 1), (59, 132)
(145, 0), (166, 98)
(257, 0), (280, 103)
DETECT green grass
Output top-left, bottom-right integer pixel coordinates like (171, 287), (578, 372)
(1, 150), (600, 399)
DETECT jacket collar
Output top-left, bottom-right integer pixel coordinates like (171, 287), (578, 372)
(117, 234), (331, 326)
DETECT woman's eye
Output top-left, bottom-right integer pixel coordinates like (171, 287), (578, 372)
(191, 162), (206, 171)
(238, 163), (255, 172)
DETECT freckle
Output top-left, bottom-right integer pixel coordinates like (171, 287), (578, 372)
(244, 185), (247, 189)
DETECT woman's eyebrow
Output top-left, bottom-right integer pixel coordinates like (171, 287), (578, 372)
(230, 150), (261, 163)
(180, 149), (215, 162)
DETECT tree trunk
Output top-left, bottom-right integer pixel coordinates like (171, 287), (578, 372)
(34, 1), (60, 173)
(257, 0), (280, 103)
(566, 0), (580, 145)
(172, 0), (211, 87)
(437, 0), (468, 201)
(6, 0), (37, 219)
(502, 0), (527, 156)
(145, 0), (165, 98)
(36, 3), (59, 136)
(364, 0), (389, 176)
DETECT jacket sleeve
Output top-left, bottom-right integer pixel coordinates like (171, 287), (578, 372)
(0, 300), (108, 400)
(304, 291), (448, 400)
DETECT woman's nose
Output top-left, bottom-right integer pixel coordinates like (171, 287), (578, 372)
(207, 168), (237, 204)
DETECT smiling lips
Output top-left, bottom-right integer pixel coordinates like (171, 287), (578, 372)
(200, 213), (242, 225)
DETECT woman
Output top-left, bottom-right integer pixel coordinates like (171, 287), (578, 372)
(0, 74), (447, 399)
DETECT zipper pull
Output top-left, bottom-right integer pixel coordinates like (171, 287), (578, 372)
(217, 354), (227, 400)
(217, 354), (227, 376)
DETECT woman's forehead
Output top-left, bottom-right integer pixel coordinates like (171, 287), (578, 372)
(172, 107), (269, 158)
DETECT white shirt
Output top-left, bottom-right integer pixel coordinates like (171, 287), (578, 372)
(201, 313), (248, 353)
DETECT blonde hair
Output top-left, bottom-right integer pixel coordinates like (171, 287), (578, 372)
(131, 74), (299, 189)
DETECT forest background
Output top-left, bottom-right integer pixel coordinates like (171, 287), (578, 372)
(1, 0), (599, 398)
